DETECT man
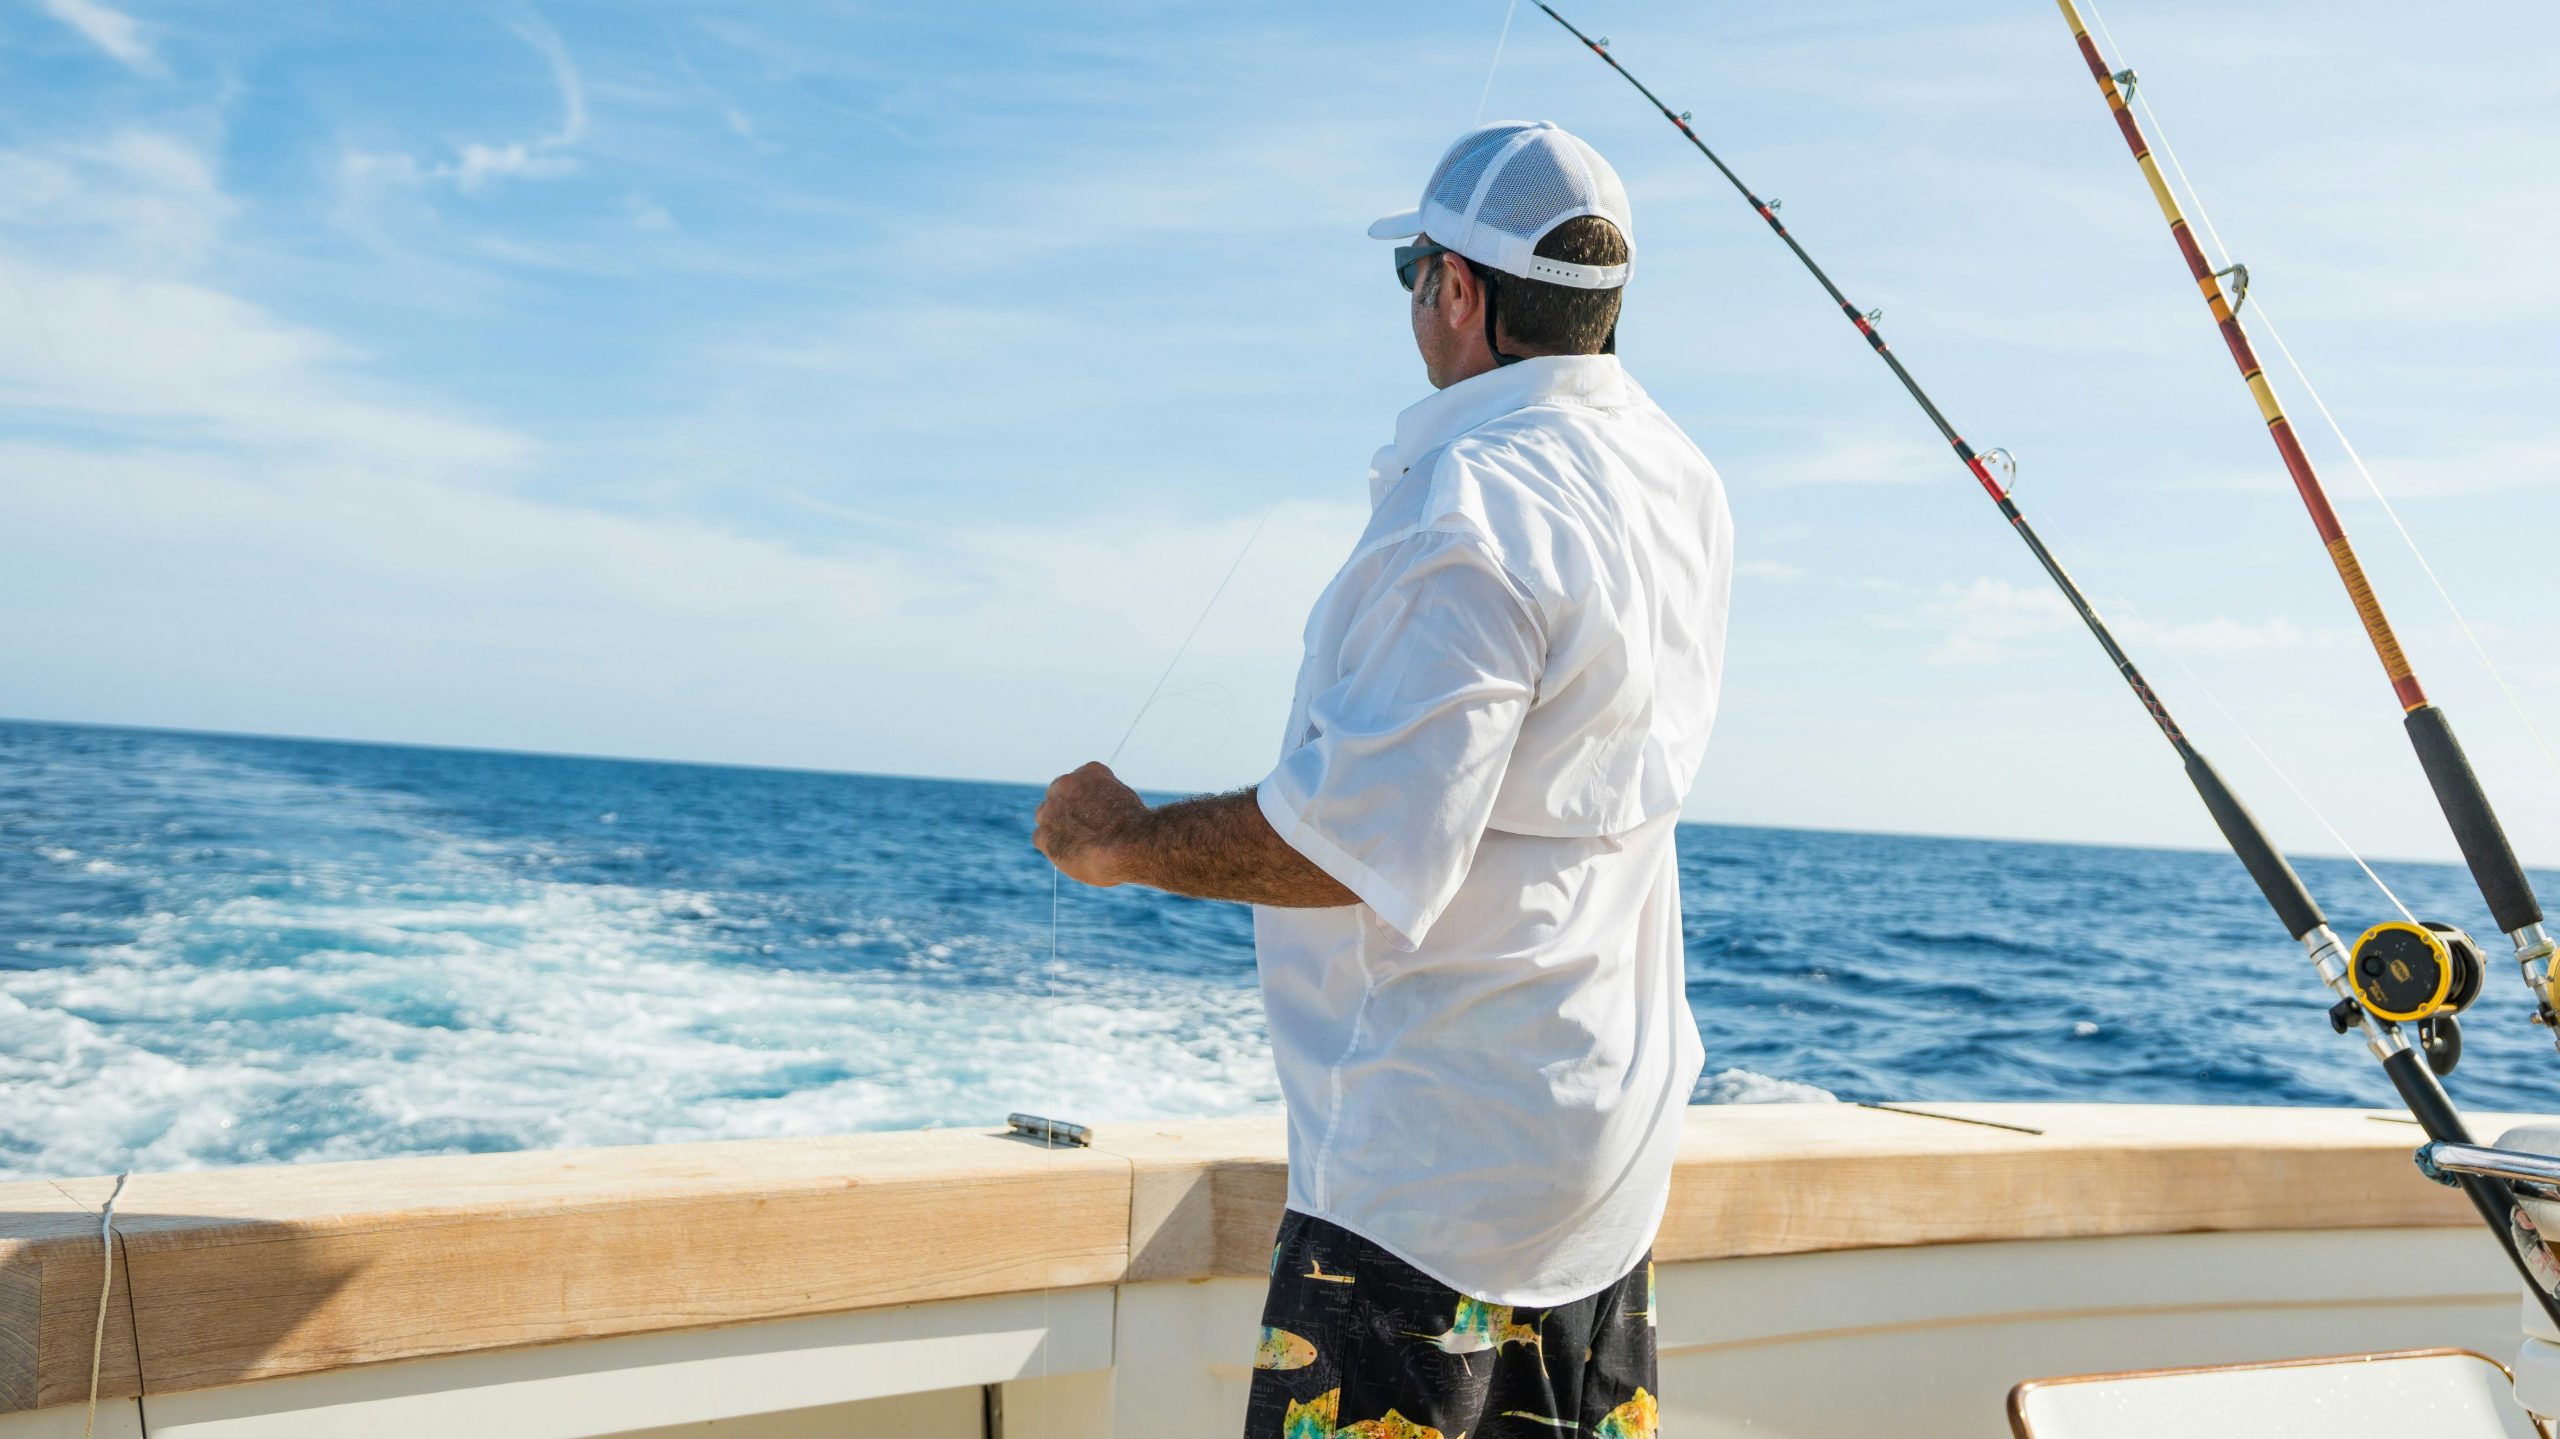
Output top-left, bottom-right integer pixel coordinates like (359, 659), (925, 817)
(1035, 121), (1731, 1439)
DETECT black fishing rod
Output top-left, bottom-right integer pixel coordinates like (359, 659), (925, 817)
(1528, 1), (2560, 1324)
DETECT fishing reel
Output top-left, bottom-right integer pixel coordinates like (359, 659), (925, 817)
(2333, 920), (2485, 1075)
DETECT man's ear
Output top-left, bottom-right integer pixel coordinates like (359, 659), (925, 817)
(1433, 256), (1482, 335)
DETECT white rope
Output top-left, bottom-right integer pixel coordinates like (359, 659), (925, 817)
(2084, 0), (2560, 798)
(83, 1172), (130, 1439)
(1475, 0), (1521, 126)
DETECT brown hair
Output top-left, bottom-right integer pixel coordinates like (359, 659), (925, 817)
(1499, 216), (1627, 354)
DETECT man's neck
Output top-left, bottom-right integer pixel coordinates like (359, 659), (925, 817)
(1434, 344), (1594, 390)
(1433, 352), (1501, 390)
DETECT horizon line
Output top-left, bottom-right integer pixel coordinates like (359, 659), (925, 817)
(0, 710), (2506, 877)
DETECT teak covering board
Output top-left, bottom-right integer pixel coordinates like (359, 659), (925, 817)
(0, 1104), (2498, 1410)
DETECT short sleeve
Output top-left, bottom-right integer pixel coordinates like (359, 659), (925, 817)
(1257, 527), (1544, 948)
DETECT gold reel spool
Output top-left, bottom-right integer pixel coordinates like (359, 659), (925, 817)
(2349, 920), (2484, 1024)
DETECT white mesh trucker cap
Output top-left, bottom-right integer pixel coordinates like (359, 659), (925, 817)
(1367, 121), (1633, 289)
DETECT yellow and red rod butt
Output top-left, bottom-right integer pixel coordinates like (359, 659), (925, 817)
(2055, 0), (2423, 712)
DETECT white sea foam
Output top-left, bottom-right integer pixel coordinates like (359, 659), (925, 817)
(0, 739), (1890, 1179)
(1692, 1067), (1840, 1106)
(0, 810), (1279, 1179)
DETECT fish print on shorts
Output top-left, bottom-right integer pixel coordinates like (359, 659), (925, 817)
(1406, 1295), (1541, 1355)
(1336, 1411), (1448, 1439)
(1593, 1388), (1659, 1439)
(1282, 1389), (1339, 1439)
(1255, 1326), (1317, 1372)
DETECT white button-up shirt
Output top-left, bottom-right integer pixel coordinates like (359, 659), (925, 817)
(1255, 354), (1732, 1306)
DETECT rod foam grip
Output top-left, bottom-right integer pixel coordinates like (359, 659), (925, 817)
(2405, 705), (2543, 934)
(2183, 750), (2325, 940)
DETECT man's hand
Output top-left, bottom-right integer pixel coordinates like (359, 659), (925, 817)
(1034, 761), (1146, 887)
(1031, 771), (1359, 909)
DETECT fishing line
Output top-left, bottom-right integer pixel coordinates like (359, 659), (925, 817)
(1475, 0), (1522, 126)
(1029, 487), (1294, 1413)
(1104, 501), (1280, 770)
(2063, 0), (2559, 971)
(1054, 497), (1278, 1006)
(2082, 20), (2560, 800)
(2060, 0), (2560, 1327)
(2038, 520), (2417, 923)
(2250, 304), (2560, 792)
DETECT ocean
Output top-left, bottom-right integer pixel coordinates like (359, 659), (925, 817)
(3, 716), (2555, 1183)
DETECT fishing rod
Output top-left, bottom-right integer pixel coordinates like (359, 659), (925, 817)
(1529, 0), (2560, 1325)
(2054, 0), (2560, 1046)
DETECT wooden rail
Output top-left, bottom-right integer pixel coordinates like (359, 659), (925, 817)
(0, 1104), (2500, 1411)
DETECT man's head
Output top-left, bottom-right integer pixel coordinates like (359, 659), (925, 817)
(1371, 121), (1634, 389)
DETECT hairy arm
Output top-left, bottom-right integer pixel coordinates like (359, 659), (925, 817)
(1117, 786), (1357, 907)
(1033, 763), (1356, 908)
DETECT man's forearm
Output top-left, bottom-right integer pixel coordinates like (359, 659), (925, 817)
(1118, 788), (1358, 908)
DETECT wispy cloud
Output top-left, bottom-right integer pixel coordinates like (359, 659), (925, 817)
(345, 16), (589, 193)
(1744, 435), (1943, 488)
(1917, 577), (2075, 666)
(0, 128), (522, 466)
(623, 192), (675, 232)
(1909, 577), (2340, 668)
(2321, 436), (2560, 501)
(664, 30), (762, 146)
(456, 18), (588, 189)
(0, 263), (531, 467)
(38, 0), (157, 74)
(0, 96), (1343, 790)
(0, 130), (229, 270)
(1737, 559), (1807, 581)
(2, 436), (1354, 787)
(2118, 614), (2340, 657)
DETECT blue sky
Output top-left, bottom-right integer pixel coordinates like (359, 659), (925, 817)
(6, 0), (2560, 871)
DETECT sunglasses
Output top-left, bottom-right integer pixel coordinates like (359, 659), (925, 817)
(1395, 240), (1452, 293)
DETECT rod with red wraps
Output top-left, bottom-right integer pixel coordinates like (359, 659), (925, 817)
(1529, 0), (2560, 1329)
(2053, 0), (2560, 1037)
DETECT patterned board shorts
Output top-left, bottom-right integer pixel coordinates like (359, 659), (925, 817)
(1244, 1210), (1659, 1439)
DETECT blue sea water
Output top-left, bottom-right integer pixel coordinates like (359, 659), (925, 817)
(3, 716), (2558, 1182)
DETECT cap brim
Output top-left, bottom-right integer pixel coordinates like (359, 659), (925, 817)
(1365, 207), (1422, 241)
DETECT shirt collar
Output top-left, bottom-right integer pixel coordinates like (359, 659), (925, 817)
(1374, 355), (1631, 505)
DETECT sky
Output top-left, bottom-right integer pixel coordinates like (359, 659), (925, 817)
(5, 0), (2560, 874)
